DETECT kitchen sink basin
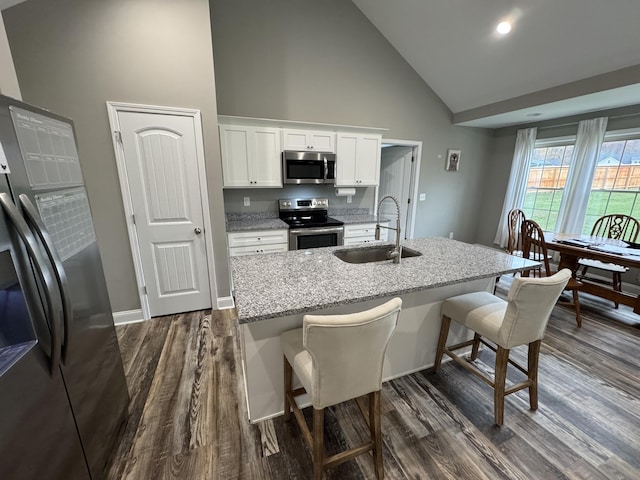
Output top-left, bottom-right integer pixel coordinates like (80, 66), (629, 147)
(333, 245), (422, 264)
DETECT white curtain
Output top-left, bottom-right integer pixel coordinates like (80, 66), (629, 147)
(493, 127), (537, 248)
(555, 117), (608, 235)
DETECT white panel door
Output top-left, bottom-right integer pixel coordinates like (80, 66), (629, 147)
(117, 111), (211, 317)
(379, 146), (413, 239)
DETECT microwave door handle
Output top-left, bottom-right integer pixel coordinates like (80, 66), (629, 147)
(324, 156), (328, 181)
(19, 194), (72, 362)
(0, 193), (63, 375)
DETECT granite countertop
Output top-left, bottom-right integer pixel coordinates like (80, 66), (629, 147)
(231, 237), (539, 324)
(226, 218), (288, 232)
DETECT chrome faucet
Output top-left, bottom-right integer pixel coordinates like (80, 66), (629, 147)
(375, 194), (402, 264)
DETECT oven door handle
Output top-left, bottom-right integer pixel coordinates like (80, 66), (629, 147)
(290, 226), (344, 235)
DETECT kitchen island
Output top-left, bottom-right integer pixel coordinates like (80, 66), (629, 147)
(231, 237), (539, 422)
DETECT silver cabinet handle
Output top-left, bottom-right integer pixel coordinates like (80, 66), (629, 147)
(194, 227), (202, 234)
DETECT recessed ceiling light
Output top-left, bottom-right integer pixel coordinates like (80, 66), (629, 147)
(496, 21), (512, 34)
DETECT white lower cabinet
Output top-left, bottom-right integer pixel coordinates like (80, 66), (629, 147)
(228, 230), (288, 257)
(343, 222), (388, 246)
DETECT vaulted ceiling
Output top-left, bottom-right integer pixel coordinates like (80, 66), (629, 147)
(353, 0), (640, 128)
(4, 0), (640, 129)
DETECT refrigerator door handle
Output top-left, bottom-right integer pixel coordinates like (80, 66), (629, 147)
(0, 193), (63, 375)
(19, 194), (73, 362)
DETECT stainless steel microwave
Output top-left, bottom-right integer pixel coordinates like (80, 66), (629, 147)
(282, 151), (336, 184)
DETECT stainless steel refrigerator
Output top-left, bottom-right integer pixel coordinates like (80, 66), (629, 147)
(0, 94), (129, 480)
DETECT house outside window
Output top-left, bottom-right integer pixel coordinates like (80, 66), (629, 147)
(522, 128), (640, 234)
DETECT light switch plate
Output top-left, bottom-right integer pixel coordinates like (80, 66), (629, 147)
(243, 197), (250, 207)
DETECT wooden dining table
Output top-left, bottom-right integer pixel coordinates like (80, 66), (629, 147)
(544, 232), (640, 314)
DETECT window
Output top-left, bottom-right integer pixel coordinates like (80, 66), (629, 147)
(583, 129), (640, 234)
(522, 137), (574, 231)
(521, 128), (640, 234)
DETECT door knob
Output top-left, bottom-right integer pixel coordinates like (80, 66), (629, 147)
(194, 227), (202, 234)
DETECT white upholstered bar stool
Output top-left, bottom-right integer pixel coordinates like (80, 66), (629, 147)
(434, 269), (571, 426)
(280, 297), (402, 480)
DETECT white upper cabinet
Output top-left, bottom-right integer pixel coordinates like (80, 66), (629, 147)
(335, 133), (382, 186)
(219, 124), (282, 188)
(282, 129), (336, 153)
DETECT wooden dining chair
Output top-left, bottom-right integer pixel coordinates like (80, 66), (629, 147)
(578, 214), (640, 308)
(521, 219), (583, 327)
(506, 208), (527, 256)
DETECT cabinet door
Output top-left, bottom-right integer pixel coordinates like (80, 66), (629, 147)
(220, 125), (282, 187)
(282, 129), (336, 152)
(282, 129), (310, 151)
(336, 133), (381, 186)
(335, 133), (358, 186)
(219, 125), (251, 187)
(354, 135), (381, 186)
(253, 127), (282, 187)
(309, 131), (336, 152)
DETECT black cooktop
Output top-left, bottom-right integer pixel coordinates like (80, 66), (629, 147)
(281, 214), (344, 229)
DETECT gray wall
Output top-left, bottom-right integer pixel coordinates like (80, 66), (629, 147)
(3, 0), (231, 312)
(211, 0), (495, 242)
(0, 11), (20, 98)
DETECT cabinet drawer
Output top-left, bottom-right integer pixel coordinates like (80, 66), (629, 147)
(228, 230), (288, 248)
(229, 243), (288, 257)
(344, 224), (377, 238)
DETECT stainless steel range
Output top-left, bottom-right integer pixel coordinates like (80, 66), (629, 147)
(279, 198), (344, 250)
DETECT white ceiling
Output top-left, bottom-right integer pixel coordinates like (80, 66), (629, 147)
(0, 0), (23, 10)
(353, 0), (640, 128)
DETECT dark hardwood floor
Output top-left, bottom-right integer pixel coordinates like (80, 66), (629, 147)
(106, 278), (640, 479)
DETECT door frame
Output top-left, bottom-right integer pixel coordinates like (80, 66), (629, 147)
(106, 101), (217, 320)
(376, 138), (422, 239)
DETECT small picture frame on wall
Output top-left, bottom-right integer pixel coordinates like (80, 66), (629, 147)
(446, 149), (461, 172)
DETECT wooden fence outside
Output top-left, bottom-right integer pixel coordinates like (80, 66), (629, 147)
(528, 165), (640, 190)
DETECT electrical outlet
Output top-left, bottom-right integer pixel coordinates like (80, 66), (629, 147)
(449, 232), (454, 239)
(419, 193), (426, 201)
(346, 195), (352, 203)
(243, 197), (250, 207)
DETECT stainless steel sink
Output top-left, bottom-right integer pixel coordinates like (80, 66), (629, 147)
(333, 245), (422, 264)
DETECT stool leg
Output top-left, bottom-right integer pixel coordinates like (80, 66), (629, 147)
(528, 340), (541, 411)
(434, 315), (451, 372)
(494, 346), (510, 426)
(470, 333), (481, 361)
(369, 391), (384, 479)
(284, 356), (292, 421)
(313, 408), (325, 480)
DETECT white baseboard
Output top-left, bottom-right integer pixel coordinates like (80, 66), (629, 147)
(113, 309), (145, 326)
(217, 295), (235, 310)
